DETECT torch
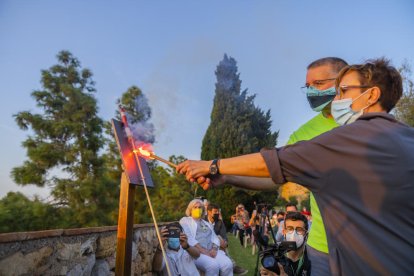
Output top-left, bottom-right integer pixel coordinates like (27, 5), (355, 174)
(134, 147), (177, 168)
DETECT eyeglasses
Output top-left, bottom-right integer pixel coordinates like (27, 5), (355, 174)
(285, 226), (307, 235)
(301, 78), (336, 92)
(336, 85), (371, 96)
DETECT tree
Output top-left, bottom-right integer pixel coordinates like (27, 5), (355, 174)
(11, 51), (108, 227)
(395, 60), (414, 127)
(0, 192), (65, 233)
(201, 54), (279, 225)
(102, 85), (160, 223)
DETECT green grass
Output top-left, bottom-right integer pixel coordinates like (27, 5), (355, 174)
(227, 233), (259, 276)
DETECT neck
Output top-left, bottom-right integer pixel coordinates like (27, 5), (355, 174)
(208, 217), (214, 223)
(287, 245), (304, 262)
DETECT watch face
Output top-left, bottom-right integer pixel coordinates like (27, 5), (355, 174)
(210, 165), (218, 175)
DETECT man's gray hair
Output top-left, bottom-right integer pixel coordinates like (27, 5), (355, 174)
(307, 57), (348, 73)
(185, 198), (204, 216)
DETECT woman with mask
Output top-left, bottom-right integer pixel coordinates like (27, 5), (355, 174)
(177, 58), (414, 275)
(180, 199), (233, 276)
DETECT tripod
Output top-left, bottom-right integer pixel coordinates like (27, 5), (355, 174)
(253, 206), (278, 276)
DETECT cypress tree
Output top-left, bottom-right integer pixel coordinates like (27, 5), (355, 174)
(201, 54), (279, 223)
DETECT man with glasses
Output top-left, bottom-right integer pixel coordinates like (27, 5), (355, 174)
(275, 202), (298, 242)
(260, 212), (311, 276)
(283, 57), (347, 275)
(177, 58), (414, 275)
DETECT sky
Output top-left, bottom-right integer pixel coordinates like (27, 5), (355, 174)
(0, 0), (413, 199)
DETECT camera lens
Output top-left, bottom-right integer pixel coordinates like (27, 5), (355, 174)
(262, 255), (275, 268)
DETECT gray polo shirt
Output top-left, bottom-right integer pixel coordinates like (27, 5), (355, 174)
(261, 113), (414, 275)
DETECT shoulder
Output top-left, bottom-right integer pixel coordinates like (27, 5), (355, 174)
(287, 113), (338, 145)
(179, 216), (192, 225)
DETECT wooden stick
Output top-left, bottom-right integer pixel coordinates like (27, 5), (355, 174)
(150, 153), (177, 168)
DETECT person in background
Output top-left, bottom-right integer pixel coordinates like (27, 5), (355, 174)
(276, 203), (298, 242)
(232, 204), (250, 246)
(180, 199), (233, 276)
(152, 222), (200, 276)
(207, 203), (248, 275)
(260, 212), (311, 276)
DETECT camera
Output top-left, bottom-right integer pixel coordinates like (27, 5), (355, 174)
(260, 241), (297, 275)
(165, 223), (182, 238)
(253, 227), (297, 275)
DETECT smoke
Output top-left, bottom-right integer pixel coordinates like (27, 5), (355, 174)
(125, 93), (156, 144)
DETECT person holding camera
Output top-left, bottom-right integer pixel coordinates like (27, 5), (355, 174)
(152, 222), (200, 276)
(260, 212), (311, 276)
(180, 199), (233, 276)
(232, 204), (251, 246)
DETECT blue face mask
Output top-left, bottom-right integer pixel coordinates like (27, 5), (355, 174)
(331, 89), (371, 125)
(306, 86), (337, 112)
(167, 238), (180, 250)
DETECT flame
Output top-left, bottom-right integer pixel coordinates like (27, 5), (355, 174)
(133, 142), (154, 159)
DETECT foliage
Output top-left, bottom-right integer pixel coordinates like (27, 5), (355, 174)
(201, 54), (279, 226)
(274, 197), (288, 210)
(11, 51), (111, 227)
(395, 60), (414, 127)
(0, 192), (66, 233)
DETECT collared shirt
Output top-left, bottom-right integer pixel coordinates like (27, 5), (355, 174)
(261, 113), (414, 275)
(160, 247), (200, 276)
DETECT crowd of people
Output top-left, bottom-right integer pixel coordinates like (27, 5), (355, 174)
(152, 197), (311, 276)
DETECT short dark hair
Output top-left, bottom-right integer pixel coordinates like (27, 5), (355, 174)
(207, 203), (219, 211)
(336, 57), (403, 112)
(285, 202), (297, 211)
(277, 211), (285, 217)
(285, 211), (309, 231)
(307, 57), (348, 74)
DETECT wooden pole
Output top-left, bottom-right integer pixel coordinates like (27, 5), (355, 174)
(115, 172), (136, 276)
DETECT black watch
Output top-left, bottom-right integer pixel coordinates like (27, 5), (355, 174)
(209, 159), (220, 175)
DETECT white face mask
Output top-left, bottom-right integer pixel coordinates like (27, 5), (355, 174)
(285, 231), (305, 249)
(331, 89), (371, 125)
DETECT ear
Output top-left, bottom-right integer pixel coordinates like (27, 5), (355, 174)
(367, 86), (381, 105)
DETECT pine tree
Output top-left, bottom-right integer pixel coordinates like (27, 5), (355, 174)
(11, 51), (108, 227)
(201, 54), (279, 223)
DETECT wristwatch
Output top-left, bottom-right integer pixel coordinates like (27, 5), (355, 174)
(209, 159), (220, 175)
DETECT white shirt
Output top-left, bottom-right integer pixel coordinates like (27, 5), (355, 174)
(161, 247), (200, 276)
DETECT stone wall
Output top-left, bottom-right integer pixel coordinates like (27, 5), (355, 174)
(0, 223), (167, 276)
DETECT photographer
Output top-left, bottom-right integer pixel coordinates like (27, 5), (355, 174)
(232, 204), (251, 246)
(260, 212), (311, 276)
(152, 222), (200, 276)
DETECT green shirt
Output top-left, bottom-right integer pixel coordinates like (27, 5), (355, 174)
(286, 113), (338, 253)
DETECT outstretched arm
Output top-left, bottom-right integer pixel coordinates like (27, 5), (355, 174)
(177, 153), (270, 181)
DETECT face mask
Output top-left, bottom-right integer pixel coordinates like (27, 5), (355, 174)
(213, 214), (220, 222)
(167, 237), (180, 250)
(277, 218), (284, 223)
(285, 231), (305, 249)
(331, 89), (371, 125)
(306, 86), (337, 112)
(191, 208), (203, 219)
